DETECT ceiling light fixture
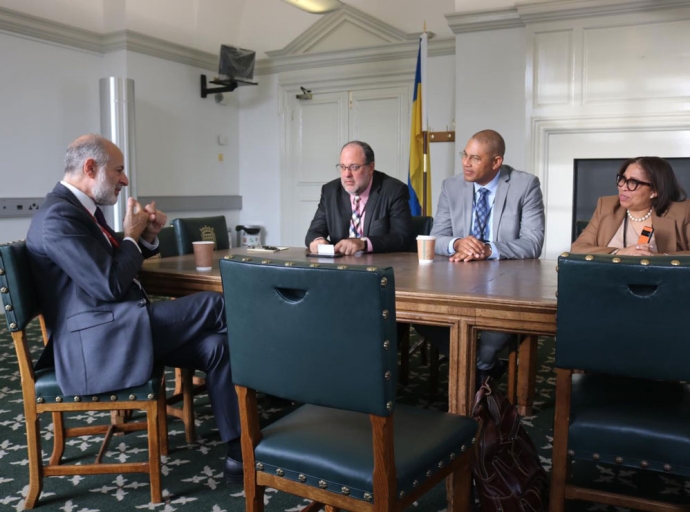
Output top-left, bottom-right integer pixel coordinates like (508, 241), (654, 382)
(281, 0), (343, 14)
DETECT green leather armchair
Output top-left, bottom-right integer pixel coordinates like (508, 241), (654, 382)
(172, 216), (230, 255)
(551, 253), (690, 511)
(0, 241), (167, 508)
(219, 256), (478, 511)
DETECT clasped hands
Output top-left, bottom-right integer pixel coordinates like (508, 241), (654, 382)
(613, 244), (656, 256)
(123, 197), (168, 244)
(450, 235), (491, 262)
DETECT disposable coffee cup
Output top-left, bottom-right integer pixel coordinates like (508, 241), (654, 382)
(416, 235), (436, 263)
(192, 241), (214, 271)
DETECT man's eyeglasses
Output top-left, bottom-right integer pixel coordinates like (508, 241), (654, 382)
(336, 163), (368, 172)
(460, 151), (482, 164)
(616, 174), (652, 192)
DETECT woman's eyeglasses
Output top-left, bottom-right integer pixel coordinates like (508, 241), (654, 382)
(616, 174), (652, 192)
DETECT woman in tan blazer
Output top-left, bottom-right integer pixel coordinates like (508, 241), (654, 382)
(572, 156), (690, 256)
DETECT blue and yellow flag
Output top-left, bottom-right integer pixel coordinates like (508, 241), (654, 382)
(408, 33), (431, 216)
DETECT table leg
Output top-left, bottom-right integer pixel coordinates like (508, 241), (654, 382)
(517, 334), (538, 416)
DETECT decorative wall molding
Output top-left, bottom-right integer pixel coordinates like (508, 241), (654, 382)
(0, 4), (453, 78)
(0, 5), (103, 53)
(446, 0), (690, 34)
(267, 4), (411, 58)
(102, 31), (217, 71)
(259, 37), (454, 76)
(446, 9), (524, 34)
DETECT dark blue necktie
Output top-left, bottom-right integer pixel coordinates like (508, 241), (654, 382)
(471, 188), (490, 241)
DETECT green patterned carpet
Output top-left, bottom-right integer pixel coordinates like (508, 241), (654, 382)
(0, 320), (687, 511)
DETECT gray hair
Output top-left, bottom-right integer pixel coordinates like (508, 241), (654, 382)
(64, 134), (111, 176)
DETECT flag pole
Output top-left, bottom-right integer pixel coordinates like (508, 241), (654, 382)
(421, 23), (429, 216)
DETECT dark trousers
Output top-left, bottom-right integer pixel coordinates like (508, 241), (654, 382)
(149, 292), (240, 442)
(413, 324), (515, 371)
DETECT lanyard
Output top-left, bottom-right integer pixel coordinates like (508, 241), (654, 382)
(86, 208), (120, 248)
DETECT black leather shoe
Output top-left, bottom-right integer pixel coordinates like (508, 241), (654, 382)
(476, 359), (507, 388)
(224, 456), (244, 484)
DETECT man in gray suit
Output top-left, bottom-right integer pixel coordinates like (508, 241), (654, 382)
(418, 129), (545, 381)
(26, 134), (243, 483)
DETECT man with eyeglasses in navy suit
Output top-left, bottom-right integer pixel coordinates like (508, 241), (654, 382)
(306, 140), (413, 255)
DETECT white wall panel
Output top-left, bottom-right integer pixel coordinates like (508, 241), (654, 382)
(534, 30), (572, 107)
(583, 20), (690, 104)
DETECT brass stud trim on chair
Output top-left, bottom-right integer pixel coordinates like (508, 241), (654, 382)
(380, 277), (387, 287)
(412, 480), (418, 487)
(147, 393), (154, 400)
(585, 255), (594, 261)
(366, 266), (378, 271)
(399, 491), (405, 498)
(592, 453), (600, 461)
(318, 480), (327, 489)
(298, 473), (306, 481)
(110, 395), (118, 401)
(461, 445), (466, 452)
(640, 259), (650, 266)
(5, 304), (13, 311)
(55, 396), (63, 403)
(309, 263), (320, 268)
(386, 401), (393, 411)
(129, 394), (137, 400)
(341, 486), (350, 495)
(0, 286), (7, 293)
(9, 322), (17, 330)
(640, 460), (649, 468)
(36, 397), (44, 404)
(612, 257), (622, 263)
(384, 371), (391, 381)
(560, 252), (569, 258)
(382, 310), (389, 319)
(471, 437), (476, 444)
(664, 464), (672, 471)
(337, 265), (348, 270)
(363, 492), (373, 502)
(0, 268), (4, 275)
(284, 262), (294, 267)
(224, 255), (234, 260)
(242, 257), (252, 262)
(256, 463), (264, 470)
(426, 470), (432, 477)
(615, 456), (623, 464)
(74, 396), (81, 402)
(92, 396), (99, 401)
(261, 260), (271, 264)
(276, 468), (285, 476)
(450, 452), (456, 460)
(383, 340), (390, 350)
(438, 461), (444, 468)
(671, 260), (680, 266)
(567, 449), (575, 456)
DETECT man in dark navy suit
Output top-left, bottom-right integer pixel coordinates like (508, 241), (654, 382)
(26, 134), (243, 483)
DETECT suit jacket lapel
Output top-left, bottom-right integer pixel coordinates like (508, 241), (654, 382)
(652, 213), (676, 253)
(492, 167), (510, 238)
(596, 205), (626, 246)
(460, 179), (474, 236)
(362, 172), (382, 236)
(54, 183), (114, 253)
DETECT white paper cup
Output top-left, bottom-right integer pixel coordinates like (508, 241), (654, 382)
(416, 235), (436, 263)
(192, 241), (214, 271)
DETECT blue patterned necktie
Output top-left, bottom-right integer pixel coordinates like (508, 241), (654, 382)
(471, 188), (490, 241)
(349, 196), (362, 238)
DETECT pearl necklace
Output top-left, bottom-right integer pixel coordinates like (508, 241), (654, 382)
(627, 208), (652, 222)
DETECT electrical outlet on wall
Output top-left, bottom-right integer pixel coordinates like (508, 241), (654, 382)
(0, 198), (44, 218)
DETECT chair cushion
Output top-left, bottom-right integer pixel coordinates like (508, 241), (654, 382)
(34, 365), (164, 404)
(568, 373), (690, 476)
(254, 403), (478, 502)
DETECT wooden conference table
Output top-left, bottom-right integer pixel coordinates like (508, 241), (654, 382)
(139, 248), (558, 416)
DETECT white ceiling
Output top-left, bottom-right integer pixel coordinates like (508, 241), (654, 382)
(0, 0), (560, 57)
